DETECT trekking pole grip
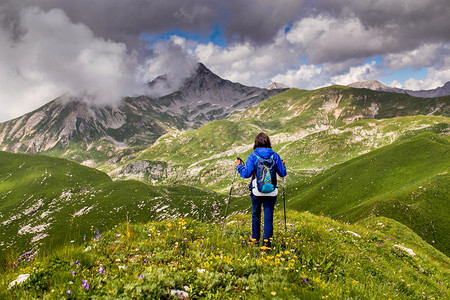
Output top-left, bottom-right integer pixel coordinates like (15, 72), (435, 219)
(237, 157), (245, 166)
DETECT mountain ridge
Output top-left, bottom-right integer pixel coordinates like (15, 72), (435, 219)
(348, 80), (450, 98)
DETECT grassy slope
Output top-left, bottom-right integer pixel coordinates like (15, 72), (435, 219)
(1, 211), (448, 299)
(0, 152), (224, 258)
(133, 114), (449, 194)
(285, 133), (449, 255)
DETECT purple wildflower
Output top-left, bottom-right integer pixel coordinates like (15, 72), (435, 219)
(99, 267), (104, 275)
(139, 275), (145, 279)
(66, 290), (71, 295)
(304, 278), (309, 283)
(143, 259), (147, 263)
(82, 280), (90, 290)
(72, 271), (76, 276)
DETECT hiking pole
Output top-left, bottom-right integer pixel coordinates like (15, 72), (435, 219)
(282, 176), (287, 232)
(221, 157), (244, 236)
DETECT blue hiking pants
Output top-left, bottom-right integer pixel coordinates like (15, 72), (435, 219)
(251, 193), (277, 245)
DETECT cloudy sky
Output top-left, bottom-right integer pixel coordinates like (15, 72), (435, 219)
(0, 0), (449, 122)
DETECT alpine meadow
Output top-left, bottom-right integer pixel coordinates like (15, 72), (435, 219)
(0, 63), (449, 299)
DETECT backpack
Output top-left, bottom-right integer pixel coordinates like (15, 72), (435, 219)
(252, 153), (278, 196)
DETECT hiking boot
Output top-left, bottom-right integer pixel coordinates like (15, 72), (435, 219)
(250, 238), (259, 247)
(262, 239), (271, 249)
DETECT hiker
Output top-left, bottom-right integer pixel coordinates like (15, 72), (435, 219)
(234, 132), (287, 248)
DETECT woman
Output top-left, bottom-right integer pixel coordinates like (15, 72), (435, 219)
(235, 132), (287, 248)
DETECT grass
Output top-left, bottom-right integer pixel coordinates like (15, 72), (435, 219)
(286, 133), (450, 255)
(127, 114), (449, 194)
(0, 151), (224, 260)
(1, 211), (448, 299)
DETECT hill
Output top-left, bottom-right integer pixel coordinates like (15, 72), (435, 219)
(0, 151), (223, 257)
(286, 133), (450, 255)
(1, 212), (448, 299)
(114, 87), (449, 192)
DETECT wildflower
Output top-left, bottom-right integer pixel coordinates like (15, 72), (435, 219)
(99, 267), (104, 275)
(66, 290), (71, 295)
(143, 259), (147, 263)
(75, 260), (79, 265)
(304, 278), (309, 283)
(139, 275), (145, 279)
(82, 280), (90, 290)
(72, 271), (76, 276)
(271, 291), (276, 296)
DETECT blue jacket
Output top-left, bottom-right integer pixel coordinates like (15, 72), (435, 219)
(236, 147), (287, 190)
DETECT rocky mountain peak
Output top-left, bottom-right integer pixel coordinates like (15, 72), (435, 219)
(348, 80), (392, 90)
(266, 82), (289, 90)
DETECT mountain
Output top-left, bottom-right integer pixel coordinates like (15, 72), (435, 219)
(0, 97), (184, 166)
(348, 80), (405, 94)
(0, 63), (285, 165)
(266, 82), (289, 90)
(408, 81), (450, 98)
(348, 80), (450, 98)
(149, 63), (287, 128)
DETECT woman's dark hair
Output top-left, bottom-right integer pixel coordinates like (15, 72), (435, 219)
(253, 132), (272, 150)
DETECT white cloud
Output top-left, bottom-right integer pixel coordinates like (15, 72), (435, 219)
(331, 61), (380, 85)
(194, 32), (297, 87)
(388, 55), (450, 90)
(383, 43), (448, 70)
(138, 37), (198, 96)
(286, 16), (391, 64)
(271, 65), (325, 89)
(0, 7), (142, 122)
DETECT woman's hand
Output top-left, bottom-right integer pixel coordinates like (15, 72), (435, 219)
(234, 159), (241, 167)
